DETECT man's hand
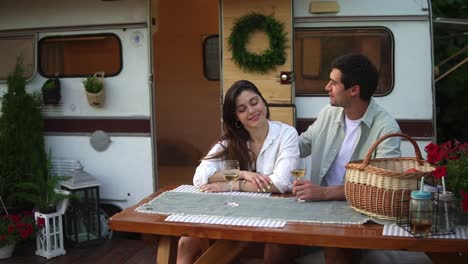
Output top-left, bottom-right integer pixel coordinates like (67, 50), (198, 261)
(292, 179), (327, 201)
(293, 179), (346, 201)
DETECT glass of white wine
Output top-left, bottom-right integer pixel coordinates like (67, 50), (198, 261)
(291, 158), (306, 202)
(223, 160), (240, 207)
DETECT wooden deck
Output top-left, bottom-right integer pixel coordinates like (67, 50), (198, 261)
(3, 237), (266, 264)
(7, 236), (466, 264)
(2, 236), (156, 264)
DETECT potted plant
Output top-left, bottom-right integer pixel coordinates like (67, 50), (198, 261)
(82, 72), (105, 107)
(425, 141), (468, 206)
(9, 149), (71, 259)
(425, 140), (468, 226)
(0, 58), (48, 210)
(0, 209), (37, 259)
(12, 149), (71, 214)
(41, 78), (61, 105)
(13, 177), (71, 214)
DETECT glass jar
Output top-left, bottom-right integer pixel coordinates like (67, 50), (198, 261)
(409, 190), (433, 235)
(433, 191), (456, 235)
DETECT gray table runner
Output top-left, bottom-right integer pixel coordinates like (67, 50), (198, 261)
(136, 191), (370, 224)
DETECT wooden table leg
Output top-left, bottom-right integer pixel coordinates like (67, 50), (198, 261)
(200, 238), (211, 252)
(194, 240), (248, 264)
(157, 236), (179, 264)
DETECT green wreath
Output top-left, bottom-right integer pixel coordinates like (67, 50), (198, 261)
(228, 12), (287, 73)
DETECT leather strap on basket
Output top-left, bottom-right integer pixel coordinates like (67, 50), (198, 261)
(358, 133), (424, 170)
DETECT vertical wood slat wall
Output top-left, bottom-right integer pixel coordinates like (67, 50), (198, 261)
(222, 0), (295, 126)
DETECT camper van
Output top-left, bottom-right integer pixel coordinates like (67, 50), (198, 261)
(0, 0), (435, 228)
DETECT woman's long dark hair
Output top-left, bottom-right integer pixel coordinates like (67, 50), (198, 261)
(205, 80), (270, 171)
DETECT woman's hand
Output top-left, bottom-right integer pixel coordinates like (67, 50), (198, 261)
(198, 182), (229, 193)
(239, 170), (273, 192)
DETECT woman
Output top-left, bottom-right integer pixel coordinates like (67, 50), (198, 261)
(177, 80), (299, 264)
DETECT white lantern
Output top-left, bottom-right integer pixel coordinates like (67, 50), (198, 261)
(35, 211), (66, 259)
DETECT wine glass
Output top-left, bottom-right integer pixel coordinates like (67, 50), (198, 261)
(291, 158), (306, 202)
(223, 160), (240, 207)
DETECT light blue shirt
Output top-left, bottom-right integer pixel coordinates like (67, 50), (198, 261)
(299, 98), (401, 186)
(194, 121), (300, 193)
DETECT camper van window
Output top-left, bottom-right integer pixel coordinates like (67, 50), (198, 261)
(0, 35), (36, 81)
(294, 28), (393, 96)
(38, 34), (122, 78)
(203, 35), (220, 81)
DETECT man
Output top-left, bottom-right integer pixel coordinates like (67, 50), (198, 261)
(265, 54), (402, 264)
(294, 53), (401, 202)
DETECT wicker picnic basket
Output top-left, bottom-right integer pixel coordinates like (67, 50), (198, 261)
(344, 133), (435, 220)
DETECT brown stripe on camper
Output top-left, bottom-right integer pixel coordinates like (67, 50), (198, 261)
(44, 118), (151, 134)
(296, 119), (433, 138)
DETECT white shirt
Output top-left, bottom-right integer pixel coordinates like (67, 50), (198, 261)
(299, 99), (401, 186)
(193, 121), (299, 193)
(323, 116), (361, 186)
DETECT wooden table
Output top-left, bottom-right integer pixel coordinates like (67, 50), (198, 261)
(109, 186), (468, 264)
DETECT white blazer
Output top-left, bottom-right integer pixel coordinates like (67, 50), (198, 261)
(193, 121), (299, 193)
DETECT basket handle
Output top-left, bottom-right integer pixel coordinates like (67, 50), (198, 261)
(93, 71), (105, 80)
(359, 132), (424, 169)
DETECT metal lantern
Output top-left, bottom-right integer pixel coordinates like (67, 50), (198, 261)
(60, 162), (102, 246)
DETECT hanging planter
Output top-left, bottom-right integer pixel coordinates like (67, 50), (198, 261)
(82, 72), (105, 107)
(41, 78), (61, 105)
(228, 12), (287, 73)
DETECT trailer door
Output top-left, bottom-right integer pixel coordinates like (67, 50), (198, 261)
(221, 0), (294, 126)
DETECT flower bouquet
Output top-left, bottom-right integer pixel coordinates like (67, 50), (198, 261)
(0, 212), (36, 247)
(0, 211), (37, 259)
(425, 140), (468, 211)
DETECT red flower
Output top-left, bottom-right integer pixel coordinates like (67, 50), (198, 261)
(424, 140), (468, 211)
(440, 140), (452, 150)
(459, 142), (468, 155)
(429, 153), (441, 164)
(20, 229), (30, 239)
(460, 190), (468, 212)
(1, 211), (37, 247)
(9, 215), (21, 223)
(426, 140), (465, 165)
(463, 199), (468, 212)
(427, 150), (442, 164)
(424, 142), (439, 153)
(432, 166), (447, 179)
(37, 217), (45, 228)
